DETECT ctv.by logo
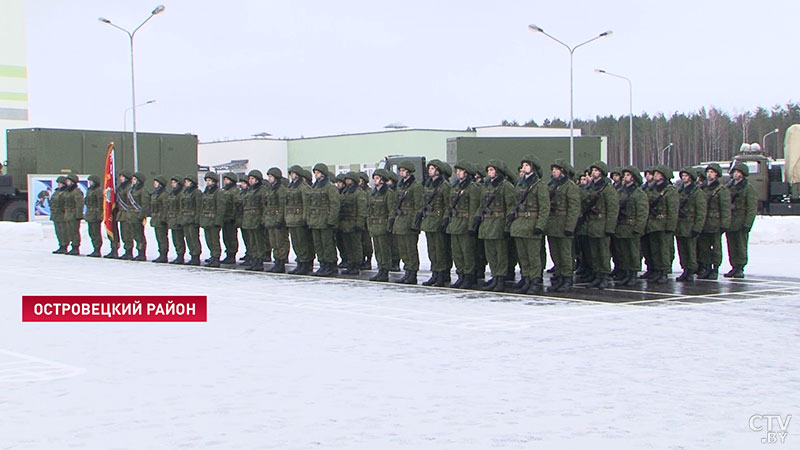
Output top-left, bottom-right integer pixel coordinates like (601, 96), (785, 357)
(749, 414), (791, 444)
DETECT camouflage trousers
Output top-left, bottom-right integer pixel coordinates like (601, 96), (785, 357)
(87, 221), (103, 251)
(726, 230), (750, 268)
(170, 227), (186, 256)
(450, 233), (476, 274)
(697, 232), (723, 267)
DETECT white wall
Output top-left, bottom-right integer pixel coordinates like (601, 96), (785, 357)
(198, 139), (288, 173)
(474, 126), (578, 137)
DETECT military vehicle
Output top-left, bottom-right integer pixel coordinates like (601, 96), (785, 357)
(1, 128), (198, 221)
(376, 136), (607, 182)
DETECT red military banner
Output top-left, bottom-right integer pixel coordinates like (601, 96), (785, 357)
(22, 296), (208, 322)
(103, 142), (116, 240)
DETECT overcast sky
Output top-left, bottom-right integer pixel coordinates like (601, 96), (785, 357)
(23, 0), (799, 142)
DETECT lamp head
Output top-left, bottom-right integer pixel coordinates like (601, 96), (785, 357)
(600, 30), (613, 37)
(528, 24), (544, 33)
(152, 5), (165, 15)
(98, 17), (111, 24)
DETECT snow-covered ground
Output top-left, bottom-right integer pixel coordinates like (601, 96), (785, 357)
(2, 217), (799, 449)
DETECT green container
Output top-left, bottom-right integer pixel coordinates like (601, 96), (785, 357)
(446, 136), (607, 172)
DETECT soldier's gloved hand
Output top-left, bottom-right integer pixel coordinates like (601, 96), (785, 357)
(605, 231), (614, 237)
(506, 214), (515, 223)
(743, 226), (751, 233)
(299, 220), (307, 227)
(327, 222), (337, 229)
(692, 230), (700, 238)
(275, 221), (285, 229)
(631, 230), (640, 235)
(471, 217), (481, 230)
(533, 227), (543, 235)
(354, 225), (363, 232)
(467, 229), (477, 237)
(564, 230), (573, 237)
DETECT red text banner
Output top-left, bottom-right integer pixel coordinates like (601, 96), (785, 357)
(22, 296), (207, 322)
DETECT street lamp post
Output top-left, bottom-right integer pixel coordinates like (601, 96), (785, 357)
(124, 99), (156, 132)
(595, 69), (633, 166)
(659, 142), (674, 166)
(762, 128), (780, 154)
(528, 24), (613, 167)
(99, 5), (166, 172)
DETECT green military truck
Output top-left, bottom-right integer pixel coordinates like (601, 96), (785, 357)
(1, 128), (198, 221)
(376, 136), (606, 182)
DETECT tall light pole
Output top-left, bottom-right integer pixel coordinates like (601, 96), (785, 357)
(99, 5), (166, 172)
(659, 142), (674, 166)
(595, 69), (633, 166)
(528, 24), (613, 167)
(762, 128), (779, 154)
(124, 99), (156, 132)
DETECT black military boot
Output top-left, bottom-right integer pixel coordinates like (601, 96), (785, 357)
(360, 258), (372, 270)
(390, 260), (401, 272)
(675, 270), (693, 282)
(514, 276), (531, 294)
(342, 263), (359, 275)
(638, 269), (652, 279)
(204, 256), (212, 263)
(88, 248), (102, 258)
(337, 260), (347, 269)
(186, 254), (201, 266)
(220, 253), (236, 265)
(245, 257), (263, 271)
(553, 276), (572, 292)
(119, 250), (133, 260)
(105, 248), (119, 259)
(624, 270), (640, 286)
(433, 272), (447, 287)
(727, 266), (745, 278)
(476, 266), (486, 280)
(324, 262), (339, 277)
(271, 259), (287, 273)
(546, 275), (563, 293)
(695, 264), (708, 277)
(528, 277), (544, 294)
(397, 270), (410, 283)
(482, 277), (497, 290)
(239, 254), (248, 261)
(170, 254), (184, 264)
(592, 274), (611, 290)
(702, 265), (718, 280)
(133, 252), (146, 261)
(67, 246), (80, 256)
(264, 253), (272, 263)
(422, 272), (438, 286)
(152, 252), (168, 263)
(651, 270), (668, 284)
(450, 272), (464, 289)
(491, 276), (506, 292)
(612, 267), (627, 281)
(288, 261), (302, 274)
(402, 270), (418, 285)
(575, 271), (595, 284)
(52, 245), (67, 254)
(297, 261), (313, 275)
(546, 265), (556, 274)
(461, 273), (476, 290)
(239, 256), (252, 267)
(512, 276), (526, 290)
(370, 269), (389, 282)
(205, 256), (221, 268)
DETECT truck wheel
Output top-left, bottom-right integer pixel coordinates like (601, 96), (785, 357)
(1, 200), (28, 222)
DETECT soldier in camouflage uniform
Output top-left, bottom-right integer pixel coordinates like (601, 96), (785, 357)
(339, 172), (368, 275)
(390, 161), (424, 284)
(384, 170), (402, 272)
(581, 162), (619, 289)
(545, 160), (581, 292)
(420, 159), (452, 287)
(84, 174), (104, 257)
(674, 167), (707, 282)
(573, 169), (593, 281)
(50, 176), (68, 254)
(638, 167), (657, 279)
(286, 166), (314, 275)
(367, 169), (397, 282)
(200, 172), (228, 268)
(113, 171), (134, 259)
(725, 162), (758, 278)
(126, 172), (150, 261)
(63, 173), (84, 255)
(242, 170), (267, 271)
(471, 163), (488, 281)
(308, 163), (341, 277)
(644, 165), (678, 283)
(446, 161), (481, 289)
(181, 175), (203, 266)
(612, 166), (648, 286)
(236, 176), (251, 265)
(475, 160), (516, 292)
(220, 173), (239, 264)
(697, 163), (731, 279)
(150, 175), (170, 263)
(263, 167), (290, 273)
(167, 176), (186, 264)
(507, 156), (550, 294)
(358, 172), (374, 270)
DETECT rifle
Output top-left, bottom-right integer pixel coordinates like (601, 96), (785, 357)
(387, 189), (409, 233)
(472, 188), (499, 231)
(504, 177), (537, 233)
(414, 181), (443, 231)
(575, 182), (607, 229)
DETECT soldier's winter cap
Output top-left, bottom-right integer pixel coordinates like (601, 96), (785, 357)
(694, 168), (706, 180)
(453, 160), (471, 173)
(385, 170), (399, 183)
(486, 159), (505, 177)
(705, 163), (723, 177)
(132, 171), (146, 183)
(66, 173), (79, 183)
(644, 166), (656, 175)
(222, 172), (237, 183)
(397, 160), (415, 173)
(679, 167), (697, 181)
(301, 169), (313, 181)
(119, 170), (133, 179)
(184, 174), (197, 183)
(427, 159), (447, 175)
(359, 172), (370, 184)
(521, 155), (543, 174)
(472, 162), (487, 178)
(589, 161), (609, 177)
(373, 169), (390, 180)
(654, 165), (673, 179)
(551, 159), (568, 171)
(610, 167), (622, 176)
(171, 175), (183, 183)
(335, 173), (346, 183)
(204, 172), (219, 182)
(344, 171), (360, 182)
(56, 175), (67, 184)
(247, 170), (264, 182)
(731, 161), (749, 177)
(154, 175), (168, 186)
(267, 167), (283, 179)
(622, 165), (643, 185)
(88, 174), (102, 185)
(288, 165), (304, 177)
(312, 163), (330, 177)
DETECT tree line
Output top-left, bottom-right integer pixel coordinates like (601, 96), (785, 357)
(502, 102), (800, 170)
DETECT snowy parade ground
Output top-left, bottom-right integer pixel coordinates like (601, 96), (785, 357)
(2, 218), (799, 449)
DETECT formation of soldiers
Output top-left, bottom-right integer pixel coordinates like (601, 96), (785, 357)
(49, 157), (758, 293)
